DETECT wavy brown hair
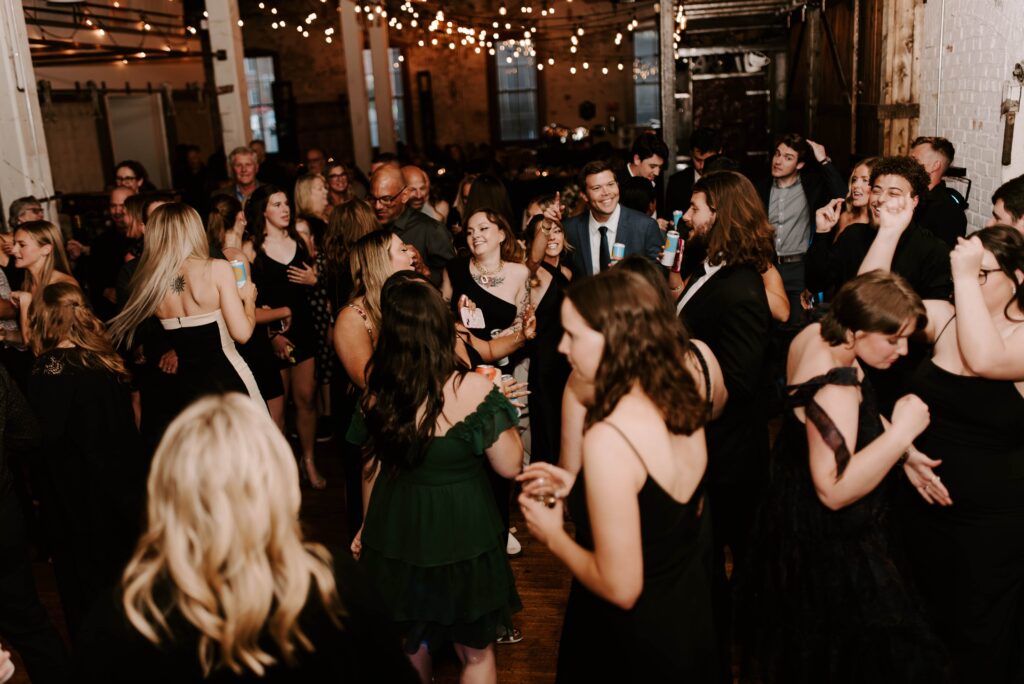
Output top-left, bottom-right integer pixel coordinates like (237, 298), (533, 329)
(693, 171), (776, 273)
(466, 208), (523, 262)
(30, 282), (130, 381)
(820, 270), (926, 346)
(567, 269), (705, 435)
(323, 200), (379, 278)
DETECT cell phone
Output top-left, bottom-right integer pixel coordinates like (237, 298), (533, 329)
(461, 306), (485, 329)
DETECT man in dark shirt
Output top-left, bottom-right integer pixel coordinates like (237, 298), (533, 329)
(910, 136), (967, 249)
(987, 173), (1024, 232)
(806, 156), (952, 301)
(370, 166), (453, 287)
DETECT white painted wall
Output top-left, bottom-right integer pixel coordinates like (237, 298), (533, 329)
(918, 0), (1024, 232)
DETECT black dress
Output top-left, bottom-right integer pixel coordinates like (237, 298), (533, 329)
(556, 422), (716, 682)
(739, 368), (950, 683)
(445, 256), (518, 349)
(74, 550), (419, 683)
(901, 358), (1024, 682)
(27, 349), (147, 635)
(253, 243), (317, 370)
(526, 262), (571, 464)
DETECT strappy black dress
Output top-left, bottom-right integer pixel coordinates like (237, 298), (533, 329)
(556, 421), (717, 682)
(739, 367), (950, 683)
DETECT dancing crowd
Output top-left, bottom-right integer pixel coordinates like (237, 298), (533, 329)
(0, 128), (1023, 683)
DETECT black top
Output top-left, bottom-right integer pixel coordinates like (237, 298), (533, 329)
(914, 181), (967, 250)
(387, 207), (454, 288)
(0, 363), (39, 493)
(805, 221), (952, 300)
(252, 241), (317, 361)
(557, 422), (716, 682)
(739, 368), (951, 683)
(526, 262), (571, 463)
(74, 550), (419, 683)
(445, 256), (518, 342)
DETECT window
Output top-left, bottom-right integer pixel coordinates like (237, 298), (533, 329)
(244, 56), (278, 153)
(633, 29), (660, 126)
(495, 43), (538, 141)
(363, 47), (407, 148)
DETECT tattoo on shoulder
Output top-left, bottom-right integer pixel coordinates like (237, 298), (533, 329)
(171, 275), (186, 294)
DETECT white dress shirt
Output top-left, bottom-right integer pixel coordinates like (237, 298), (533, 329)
(676, 260), (724, 314)
(587, 204), (621, 274)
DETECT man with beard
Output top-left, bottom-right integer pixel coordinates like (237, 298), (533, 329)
(675, 170), (774, 679)
(87, 186), (136, 320)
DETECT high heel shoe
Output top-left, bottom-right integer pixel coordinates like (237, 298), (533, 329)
(299, 455), (327, 489)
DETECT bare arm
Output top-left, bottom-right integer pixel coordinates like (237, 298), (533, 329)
(559, 371), (588, 475)
(687, 339), (727, 420)
(215, 260), (256, 344)
(761, 265), (791, 323)
(857, 195), (914, 275)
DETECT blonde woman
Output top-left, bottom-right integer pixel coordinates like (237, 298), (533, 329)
(294, 173), (330, 255)
(9, 220), (78, 343)
(27, 282), (145, 634)
(74, 394), (417, 682)
(108, 203), (262, 444)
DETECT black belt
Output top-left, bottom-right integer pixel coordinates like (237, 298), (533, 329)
(777, 253), (806, 264)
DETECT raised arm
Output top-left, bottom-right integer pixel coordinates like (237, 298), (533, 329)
(949, 236), (1024, 379)
(857, 195), (914, 275)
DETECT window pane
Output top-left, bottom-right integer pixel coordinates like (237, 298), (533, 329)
(495, 44), (538, 141)
(633, 30), (661, 124)
(243, 56), (278, 152)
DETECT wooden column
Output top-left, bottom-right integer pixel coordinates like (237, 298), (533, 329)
(658, 0), (677, 169)
(339, 0), (372, 172)
(878, 0), (922, 155)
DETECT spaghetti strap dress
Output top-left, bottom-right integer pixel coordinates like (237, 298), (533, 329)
(253, 242), (317, 370)
(901, 352), (1024, 682)
(525, 262), (571, 463)
(556, 422), (716, 682)
(738, 367), (950, 683)
(348, 386), (522, 653)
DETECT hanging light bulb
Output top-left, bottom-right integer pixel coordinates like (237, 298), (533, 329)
(570, 66), (577, 74)
(499, 3), (507, 15)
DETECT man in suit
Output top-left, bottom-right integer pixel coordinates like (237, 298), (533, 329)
(910, 136), (967, 248)
(665, 127), (723, 219)
(563, 159), (664, 277)
(676, 170), (773, 677)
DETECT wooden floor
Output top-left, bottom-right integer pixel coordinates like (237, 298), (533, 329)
(8, 438), (572, 683)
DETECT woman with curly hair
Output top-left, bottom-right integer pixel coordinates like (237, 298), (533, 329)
(27, 282), (145, 635)
(518, 268), (725, 682)
(74, 393), (416, 682)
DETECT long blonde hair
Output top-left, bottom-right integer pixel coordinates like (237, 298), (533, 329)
(121, 394), (343, 676)
(30, 282), (129, 381)
(17, 220), (71, 294)
(348, 229), (396, 331)
(108, 203), (210, 348)
(294, 173), (326, 218)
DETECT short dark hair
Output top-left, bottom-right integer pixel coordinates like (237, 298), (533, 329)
(869, 156), (930, 199)
(912, 136), (955, 167)
(578, 159), (616, 190)
(992, 174), (1024, 223)
(689, 127), (722, 153)
(703, 155), (740, 174)
(630, 133), (669, 164)
(774, 133), (810, 163)
(619, 176), (656, 214)
(115, 160), (148, 182)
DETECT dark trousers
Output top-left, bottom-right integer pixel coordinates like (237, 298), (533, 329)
(0, 485), (70, 683)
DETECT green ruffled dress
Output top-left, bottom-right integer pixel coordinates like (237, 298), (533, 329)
(348, 386), (522, 652)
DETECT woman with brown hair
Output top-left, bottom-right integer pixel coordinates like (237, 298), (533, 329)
(518, 268), (726, 682)
(27, 282), (145, 635)
(9, 220), (78, 343)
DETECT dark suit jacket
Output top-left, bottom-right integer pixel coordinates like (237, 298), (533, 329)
(665, 167), (697, 219)
(755, 162), (848, 245)
(678, 265), (771, 485)
(564, 205), (663, 277)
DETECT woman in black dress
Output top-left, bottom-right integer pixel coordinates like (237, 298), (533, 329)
(519, 268), (725, 682)
(739, 271), (950, 683)
(523, 214), (572, 464)
(867, 222), (1024, 680)
(74, 394), (416, 683)
(27, 282), (146, 636)
(247, 186), (324, 488)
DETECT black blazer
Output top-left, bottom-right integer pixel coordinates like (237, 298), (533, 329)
(755, 162), (848, 244)
(563, 205), (663, 277)
(665, 167), (698, 219)
(678, 264), (772, 485)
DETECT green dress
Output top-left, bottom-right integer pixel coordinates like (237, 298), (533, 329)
(349, 386), (522, 652)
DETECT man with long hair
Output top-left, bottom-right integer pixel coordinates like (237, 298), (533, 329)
(676, 170), (773, 677)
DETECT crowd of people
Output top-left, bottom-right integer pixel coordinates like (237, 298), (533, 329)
(0, 124), (1021, 684)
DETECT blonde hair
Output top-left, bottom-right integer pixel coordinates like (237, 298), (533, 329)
(108, 203), (210, 348)
(30, 282), (129, 380)
(348, 229), (396, 331)
(16, 221), (71, 294)
(294, 174), (326, 218)
(122, 394), (343, 677)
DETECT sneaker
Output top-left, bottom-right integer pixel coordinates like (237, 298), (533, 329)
(506, 531), (522, 557)
(496, 626), (523, 645)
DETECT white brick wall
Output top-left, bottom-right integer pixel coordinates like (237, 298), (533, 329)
(917, 0), (1024, 232)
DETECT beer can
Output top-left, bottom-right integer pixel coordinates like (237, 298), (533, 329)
(661, 230), (680, 267)
(474, 365), (501, 384)
(229, 259), (247, 288)
(612, 242), (626, 259)
(499, 373), (515, 387)
(671, 239), (685, 273)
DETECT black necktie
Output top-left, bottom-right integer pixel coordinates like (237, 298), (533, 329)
(598, 225), (611, 272)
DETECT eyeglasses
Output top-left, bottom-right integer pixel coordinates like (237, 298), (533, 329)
(116, 175), (138, 182)
(369, 186), (406, 207)
(978, 268), (1002, 285)
(327, 173), (348, 180)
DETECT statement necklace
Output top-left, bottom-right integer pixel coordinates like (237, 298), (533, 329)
(470, 259), (505, 288)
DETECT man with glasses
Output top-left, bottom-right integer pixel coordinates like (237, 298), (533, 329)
(114, 160), (149, 194)
(370, 165), (453, 287)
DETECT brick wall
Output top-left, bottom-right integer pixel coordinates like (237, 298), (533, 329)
(917, 0), (1024, 232)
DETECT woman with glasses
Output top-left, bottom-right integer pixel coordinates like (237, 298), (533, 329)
(864, 219), (1024, 682)
(326, 163), (355, 208)
(113, 160), (154, 194)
